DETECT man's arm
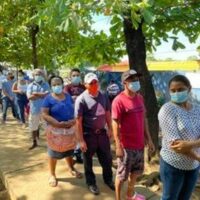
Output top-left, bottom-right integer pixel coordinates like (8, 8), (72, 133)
(105, 111), (112, 138)
(144, 117), (155, 153)
(76, 116), (87, 152)
(112, 119), (124, 158)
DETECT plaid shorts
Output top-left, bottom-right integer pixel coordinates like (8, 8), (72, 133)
(116, 149), (144, 182)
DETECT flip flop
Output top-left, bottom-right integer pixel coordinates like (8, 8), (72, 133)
(69, 169), (83, 179)
(49, 176), (57, 187)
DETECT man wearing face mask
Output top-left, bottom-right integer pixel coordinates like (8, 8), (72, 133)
(64, 68), (85, 163)
(64, 68), (85, 101)
(75, 72), (114, 195)
(112, 70), (155, 200)
(1, 71), (19, 124)
(27, 69), (50, 150)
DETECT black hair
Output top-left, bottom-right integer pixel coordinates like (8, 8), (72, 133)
(70, 68), (80, 76)
(168, 75), (191, 88)
(18, 69), (25, 75)
(49, 76), (64, 85)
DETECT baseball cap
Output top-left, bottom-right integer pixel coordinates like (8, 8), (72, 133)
(84, 72), (98, 84)
(121, 69), (142, 82)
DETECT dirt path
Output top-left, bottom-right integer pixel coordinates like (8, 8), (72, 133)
(0, 115), (199, 200)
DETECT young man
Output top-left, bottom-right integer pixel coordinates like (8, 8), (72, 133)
(27, 69), (50, 150)
(112, 70), (155, 200)
(75, 72), (114, 195)
(64, 68), (85, 163)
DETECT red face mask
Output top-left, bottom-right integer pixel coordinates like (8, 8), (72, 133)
(87, 82), (99, 96)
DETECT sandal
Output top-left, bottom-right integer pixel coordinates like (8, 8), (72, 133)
(49, 176), (57, 187)
(69, 169), (83, 179)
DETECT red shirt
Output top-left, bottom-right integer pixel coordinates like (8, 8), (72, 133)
(112, 92), (145, 150)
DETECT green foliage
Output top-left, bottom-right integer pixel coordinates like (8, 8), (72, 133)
(0, 0), (199, 69)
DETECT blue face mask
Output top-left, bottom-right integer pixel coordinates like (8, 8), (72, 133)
(128, 81), (141, 92)
(170, 90), (189, 103)
(35, 75), (44, 83)
(52, 85), (63, 94)
(71, 76), (81, 85)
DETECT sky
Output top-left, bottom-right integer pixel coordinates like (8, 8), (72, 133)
(92, 15), (200, 61)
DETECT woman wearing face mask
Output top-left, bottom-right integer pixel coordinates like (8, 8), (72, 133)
(42, 76), (82, 187)
(158, 75), (200, 200)
(12, 70), (29, 126)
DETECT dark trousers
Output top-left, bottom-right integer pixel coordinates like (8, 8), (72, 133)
(16, 95), (28, 124)
(2, 96), (19, 121)
(83, 131), (113, 186)
(160, 157), (200, 200)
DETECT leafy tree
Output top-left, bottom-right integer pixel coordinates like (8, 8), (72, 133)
(35, 0), (200, 148)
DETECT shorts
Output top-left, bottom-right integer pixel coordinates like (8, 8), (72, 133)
(29, 114), (41, 131)
(116, 149), (144, 182)
(48, 148), (74, 160)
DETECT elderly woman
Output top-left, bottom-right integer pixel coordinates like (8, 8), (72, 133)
(158, 75), (200, 200)
(42, 76), (82, 187)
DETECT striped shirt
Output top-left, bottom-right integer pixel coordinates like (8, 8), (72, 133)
(158, 102), (200, 170)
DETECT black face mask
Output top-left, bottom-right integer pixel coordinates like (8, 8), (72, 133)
(10, 76), (14, 80)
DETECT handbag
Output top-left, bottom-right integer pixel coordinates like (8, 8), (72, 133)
(46, 125), (76, 152)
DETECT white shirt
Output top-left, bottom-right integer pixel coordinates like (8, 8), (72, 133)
(158, 102), (200, 170)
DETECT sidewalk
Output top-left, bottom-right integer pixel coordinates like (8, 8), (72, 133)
(0, 117), (160, 200)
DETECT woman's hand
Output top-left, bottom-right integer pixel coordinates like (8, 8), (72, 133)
(170, 140), (193, 153)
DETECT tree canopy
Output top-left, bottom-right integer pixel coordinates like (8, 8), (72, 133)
(0, 0), (199, 69)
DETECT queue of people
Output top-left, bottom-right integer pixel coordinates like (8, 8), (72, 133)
(0, 68), (199, 200)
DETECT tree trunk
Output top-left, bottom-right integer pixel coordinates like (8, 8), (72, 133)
(30, 24), (39, 69)
(123, 18), (159, 149)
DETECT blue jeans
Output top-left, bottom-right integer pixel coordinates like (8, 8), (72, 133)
(160, 157), (199, 200)
(2, 96), (19, 121)
(16, 94), (28, 124)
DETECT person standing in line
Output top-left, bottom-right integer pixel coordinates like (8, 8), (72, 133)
(27, 69), (50, 150)
(42, 76), (82, 187)
(112, 70), (155, 200)
(107, 79), (121, 104)
(0, 69), (6, 111)
(12, 70), (29, 127)
(158, 75), (200, 200)
(75, 72), (115, 195)
(1, 71), (19, 123)
(64, 68), (85, 163)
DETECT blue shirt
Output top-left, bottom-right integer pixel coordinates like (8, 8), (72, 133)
(42, 94), (74, 122)
(2, 79), (15, 98)
(27, 81), (50, 115)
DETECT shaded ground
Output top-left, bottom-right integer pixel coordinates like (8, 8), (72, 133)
(0, 113), (199, 200)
